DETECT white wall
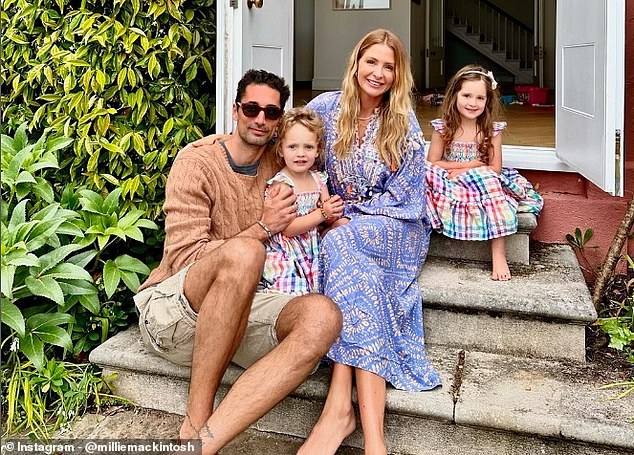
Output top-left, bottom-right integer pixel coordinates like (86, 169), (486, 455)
(313, 1), (412, 90)
(410, 0), (424, 89)
(294, 0), (314, 82)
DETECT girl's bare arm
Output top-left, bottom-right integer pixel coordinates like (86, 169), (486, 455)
(428, 131), (484, 170)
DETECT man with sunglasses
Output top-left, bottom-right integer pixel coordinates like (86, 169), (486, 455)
(134, 69), (342, 453)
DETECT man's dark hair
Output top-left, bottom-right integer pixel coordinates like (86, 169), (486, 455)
(235, 69), (290, 109)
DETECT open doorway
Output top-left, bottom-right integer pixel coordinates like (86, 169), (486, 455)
(292, 0), (555, 148)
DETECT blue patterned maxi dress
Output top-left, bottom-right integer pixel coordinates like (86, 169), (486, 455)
(307, 92), (441, 391)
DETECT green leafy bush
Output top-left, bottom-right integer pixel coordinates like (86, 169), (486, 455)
(1, 0), (216, 219)
(1, 126), (155, 436)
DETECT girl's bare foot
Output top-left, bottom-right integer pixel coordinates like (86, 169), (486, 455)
(490, 260), (511, 281)
(296, 407), (356, 455)
(490, 238), (511, 281)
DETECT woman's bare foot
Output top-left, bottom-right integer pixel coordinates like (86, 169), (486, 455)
(363, 438), (388, 455)
(296, 407), (356, 455)
(490, 238), (511, 281)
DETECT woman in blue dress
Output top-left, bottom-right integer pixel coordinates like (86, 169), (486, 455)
(299, 29), (441, 455)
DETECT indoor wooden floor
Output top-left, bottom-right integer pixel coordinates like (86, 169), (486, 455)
(294, 86), (555, 148)
(416, 103), (555, 148)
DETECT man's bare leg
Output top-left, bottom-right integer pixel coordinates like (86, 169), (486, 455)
(195, 293), (342, 454)
(356, 369), (387, 455)
(179, 238), (266, 439)
(297, 362), (356, 455)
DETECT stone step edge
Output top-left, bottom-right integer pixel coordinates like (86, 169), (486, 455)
(418, 244), (597, 324)
(89, 328), (633, 451)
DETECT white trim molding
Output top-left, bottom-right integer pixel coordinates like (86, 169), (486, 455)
(502, 145), (574, 172)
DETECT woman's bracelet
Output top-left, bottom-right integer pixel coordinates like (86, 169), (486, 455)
(256, 220), (272, 238)
(320, 208), (329, 220)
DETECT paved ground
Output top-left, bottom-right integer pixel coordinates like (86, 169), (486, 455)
(60, 406), (365, 454)
(30, 403), (629, 455)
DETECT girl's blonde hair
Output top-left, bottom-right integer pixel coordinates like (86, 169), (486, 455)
(275, 106), (325, 164)
(439, 64), (502, 164)
(335, 29), (413, 170)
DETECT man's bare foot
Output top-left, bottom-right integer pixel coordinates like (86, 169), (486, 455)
(296, 407), (356, 455)
(179, 415), (199, 441)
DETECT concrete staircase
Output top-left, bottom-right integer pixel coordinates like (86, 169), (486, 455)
(89, 237), (634, 454)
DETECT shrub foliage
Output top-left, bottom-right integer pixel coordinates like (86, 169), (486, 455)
(1, 0), (216, 219)
(1, 0), (217, 436)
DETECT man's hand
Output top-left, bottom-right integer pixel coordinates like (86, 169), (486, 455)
(321, 195), (344, 220)
(262, 182), (297, 234)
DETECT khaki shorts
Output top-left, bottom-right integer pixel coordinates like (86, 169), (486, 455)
(134, 264), (294, 369)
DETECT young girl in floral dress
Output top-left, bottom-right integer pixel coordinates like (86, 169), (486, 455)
(426, 64), (543, 280)
(261, 107), (343, 295)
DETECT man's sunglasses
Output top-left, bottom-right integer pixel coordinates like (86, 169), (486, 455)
(237, 102), (284, 120)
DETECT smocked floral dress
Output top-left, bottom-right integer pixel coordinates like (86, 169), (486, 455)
(261, 170), (327, 295)
(425, 119), (543, 240)
(308, 91), (441, 392)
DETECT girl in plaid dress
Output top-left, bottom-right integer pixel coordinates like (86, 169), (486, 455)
(261, 107), (344, 295)
(426, 65), (543, 280)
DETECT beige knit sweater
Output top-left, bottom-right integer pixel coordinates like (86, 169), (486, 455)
(140, 137), (280, 290)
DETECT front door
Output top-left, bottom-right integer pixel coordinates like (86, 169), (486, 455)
(216, 0), (294, 133)
(555, 0), (625, 196)
(425, 0), (445, 89)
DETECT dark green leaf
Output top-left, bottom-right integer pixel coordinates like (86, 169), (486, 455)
(45, 263), (93, 282)
(103, 260), (121, 298)
(34, 325), (73, 351)
(19, 333), (45, 370)
(1, 298), (25, 337)
(27, 312), (74, 330)
(25, 275), (64, 304)
(114, 254), (150, 275)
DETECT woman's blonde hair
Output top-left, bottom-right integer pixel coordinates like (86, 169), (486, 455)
(335, 29), (414, 170)
(439, 64), (502, 164)
(274, 106), (325, 165)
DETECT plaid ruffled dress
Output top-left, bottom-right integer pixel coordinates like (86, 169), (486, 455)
(425, 119), (543, 240)
(261, 170), (327, 295)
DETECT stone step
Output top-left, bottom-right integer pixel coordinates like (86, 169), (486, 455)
(428, 212), (537, 265)
(420, 243), (596, 361)
(89, 328), (633, 454)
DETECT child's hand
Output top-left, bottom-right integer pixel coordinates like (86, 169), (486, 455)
(469, 159), (486, 168)
(447, 168), (468, 178)
(321, 195), (344, 220)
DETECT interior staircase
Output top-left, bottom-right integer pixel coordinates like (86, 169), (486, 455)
(445, 0), (534, 85)
(90, 223), (634, 454)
